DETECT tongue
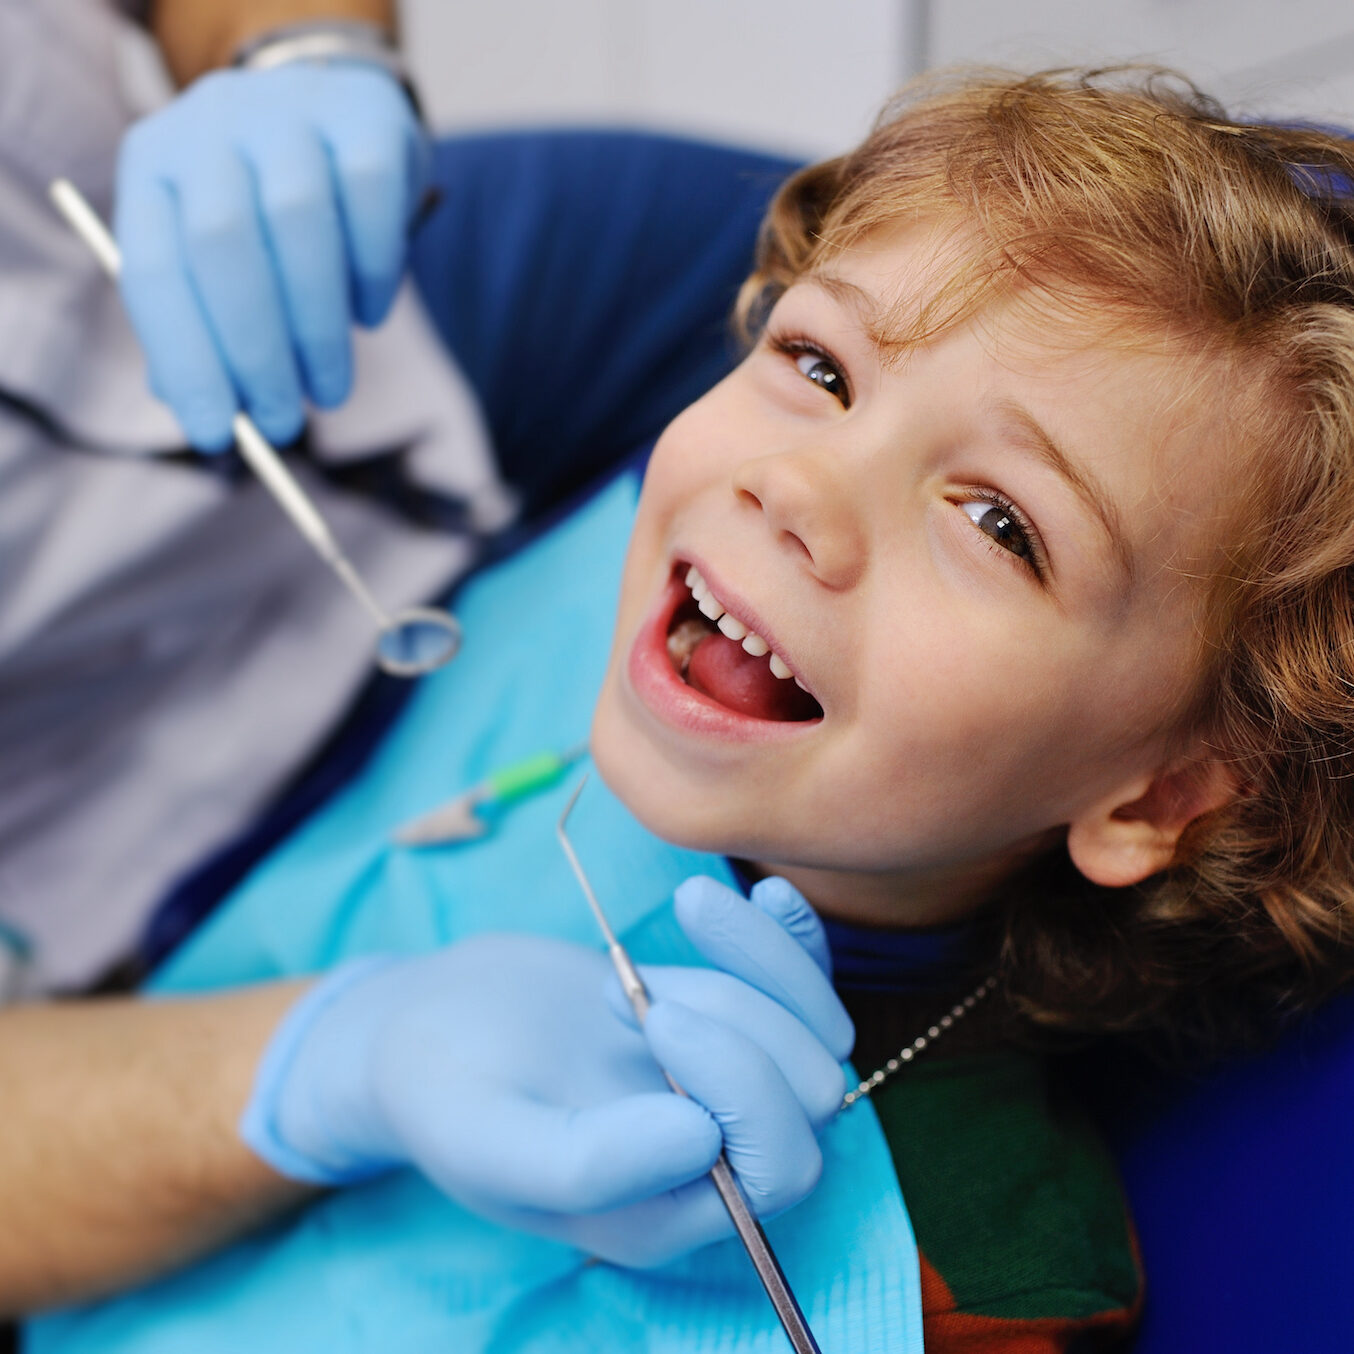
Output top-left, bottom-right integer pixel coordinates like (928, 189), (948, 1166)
(686, 633), (820, 721)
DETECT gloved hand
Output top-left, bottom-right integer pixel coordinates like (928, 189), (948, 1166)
(241, 875), (854, 1267)
(115, 63), (428, 451)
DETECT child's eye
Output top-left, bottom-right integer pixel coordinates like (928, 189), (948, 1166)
(955, 492), (1047, 578)
(794, 351), (849, 406)
(768, 334), (852, 408)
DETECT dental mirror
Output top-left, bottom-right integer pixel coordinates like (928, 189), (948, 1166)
(49, 177), (463, 680)
(374, 607), (463, 676)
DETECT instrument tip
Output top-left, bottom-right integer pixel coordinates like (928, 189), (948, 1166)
(556, 772), (590, 839)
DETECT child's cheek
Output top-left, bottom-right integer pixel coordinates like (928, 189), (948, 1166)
(649, 400), (726, 490)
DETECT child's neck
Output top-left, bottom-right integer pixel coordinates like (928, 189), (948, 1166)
(749, 834), (1058, 930)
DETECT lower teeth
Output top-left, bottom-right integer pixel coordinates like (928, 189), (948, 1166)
(666, 618), (710, 676)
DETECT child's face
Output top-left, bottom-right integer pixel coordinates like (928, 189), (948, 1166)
(592, 227), (1243, 925)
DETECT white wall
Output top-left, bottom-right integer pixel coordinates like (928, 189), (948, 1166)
(399, 1), (1354, 158)
(930, 0), (1354, 127)
(399, 0), (916, 158)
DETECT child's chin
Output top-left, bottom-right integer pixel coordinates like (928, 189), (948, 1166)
(590, 716), (672, 829)
(590, 712), (732, 855)
(623, 795), (742, 860)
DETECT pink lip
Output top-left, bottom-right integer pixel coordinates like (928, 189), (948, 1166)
(624, 567), (822, 743)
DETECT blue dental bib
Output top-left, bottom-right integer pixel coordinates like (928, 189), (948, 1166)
(29, 473), (924, 1354)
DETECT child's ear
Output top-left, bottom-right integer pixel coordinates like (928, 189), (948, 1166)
(1066, 753), (1240, 889)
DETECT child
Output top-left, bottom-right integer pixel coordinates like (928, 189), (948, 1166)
(30, 67), (1354, 1353)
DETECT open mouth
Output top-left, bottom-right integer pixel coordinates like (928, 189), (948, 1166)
(664, 563), (824, 723)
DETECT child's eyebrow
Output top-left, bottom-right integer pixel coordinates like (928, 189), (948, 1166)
(994, 398), (1136, 586)
(803, 273), (891, 349)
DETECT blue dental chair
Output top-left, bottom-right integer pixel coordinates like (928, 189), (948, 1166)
(1094, 995), (1354, 1352)
(125, 127), (1354, 1353)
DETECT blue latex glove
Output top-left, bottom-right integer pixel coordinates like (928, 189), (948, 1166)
(115, 63), (427, 451)
(241, 875), (854, 1267)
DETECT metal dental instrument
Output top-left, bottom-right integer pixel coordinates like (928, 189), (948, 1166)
(48, 178), (463, 679)
(556, 776), (824, 1354)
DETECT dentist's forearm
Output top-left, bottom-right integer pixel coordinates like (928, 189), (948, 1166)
(148, 0), (398, 86)
(0, 984), (311, 1316)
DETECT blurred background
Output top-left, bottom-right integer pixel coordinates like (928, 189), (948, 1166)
(399, 0), (1354, 159)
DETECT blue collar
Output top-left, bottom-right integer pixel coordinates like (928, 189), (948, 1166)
(727, 859), (976, 995)
(820, 912), (977, 994)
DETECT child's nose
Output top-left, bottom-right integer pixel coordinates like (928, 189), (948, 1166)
(731, 451), (867, 589)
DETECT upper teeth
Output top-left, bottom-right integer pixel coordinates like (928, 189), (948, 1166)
(684, 566), (802, 685)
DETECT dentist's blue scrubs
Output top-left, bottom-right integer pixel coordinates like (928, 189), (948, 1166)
(0, 0), (503, 999)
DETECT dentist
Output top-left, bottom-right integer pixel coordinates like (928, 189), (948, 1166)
(0, 0), (840, 1331)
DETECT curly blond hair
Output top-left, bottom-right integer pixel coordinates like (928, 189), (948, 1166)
(736, 68), (1354, 1054)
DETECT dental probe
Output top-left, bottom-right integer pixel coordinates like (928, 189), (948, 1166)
(48, 178), (462, 679)
(557, 776), (824, 1354)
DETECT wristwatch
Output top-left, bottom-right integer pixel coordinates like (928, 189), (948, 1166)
(231, 18), (424, 120)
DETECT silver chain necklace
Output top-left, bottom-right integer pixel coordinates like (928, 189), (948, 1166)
(840, 974), (998, 1109)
